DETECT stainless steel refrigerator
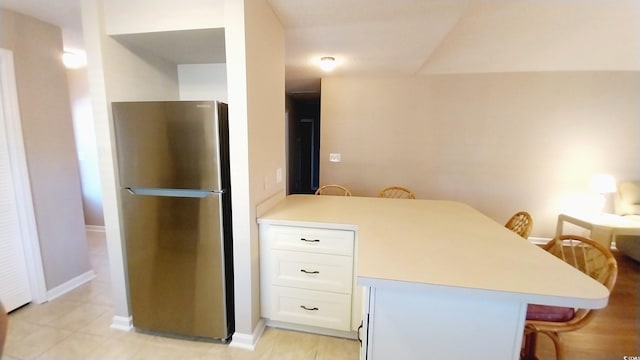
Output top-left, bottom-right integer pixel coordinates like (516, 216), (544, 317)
(112, 101), (234, 342)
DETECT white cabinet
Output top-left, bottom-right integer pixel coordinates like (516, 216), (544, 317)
(360, 285), (527, 360)
(270, 287), (352, 330)
(260, 224), (360, 337)
(270, 250), (353, 293)
(258, 195), (610, 359)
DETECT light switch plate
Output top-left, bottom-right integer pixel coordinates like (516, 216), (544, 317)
(329, 153), (341, 162)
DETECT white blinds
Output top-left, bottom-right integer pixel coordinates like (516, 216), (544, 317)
(0, 56), (32, 312)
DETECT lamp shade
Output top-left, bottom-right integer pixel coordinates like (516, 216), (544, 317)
(589, 174), (617, 194)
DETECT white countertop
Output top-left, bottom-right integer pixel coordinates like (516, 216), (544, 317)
(258, 195), (610, 309)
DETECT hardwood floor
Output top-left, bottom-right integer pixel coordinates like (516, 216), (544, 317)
(533, 249), (639, 359)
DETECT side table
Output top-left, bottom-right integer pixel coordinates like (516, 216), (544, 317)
(556, 213), (640, 248)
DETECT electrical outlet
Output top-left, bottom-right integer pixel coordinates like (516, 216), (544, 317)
(276, 168), (283, 183)
(329, 153), (341, 162)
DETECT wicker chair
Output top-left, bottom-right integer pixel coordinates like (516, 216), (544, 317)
(315, 184), (352, 196)
(521, 235), (618, 360)
(378, 186), (415, 199)
(505, 211), (533, 239)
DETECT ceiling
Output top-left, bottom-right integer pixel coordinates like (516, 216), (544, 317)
(111, 28), (227, 64)
(0, 0), (84, 50)
(268, 0), (473, 94)
(1, 0), (639, 95)
(267, 0), (640, 94)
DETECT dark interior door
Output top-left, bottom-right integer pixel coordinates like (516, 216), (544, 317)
(288, 97), (320, 194)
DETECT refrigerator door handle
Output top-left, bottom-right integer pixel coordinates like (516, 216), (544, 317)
(125, 187), (216, 198)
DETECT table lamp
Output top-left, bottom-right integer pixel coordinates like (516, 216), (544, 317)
(589, 174), (617, 213)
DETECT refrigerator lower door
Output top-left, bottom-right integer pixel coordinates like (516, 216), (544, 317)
(120, 188), (230, 340)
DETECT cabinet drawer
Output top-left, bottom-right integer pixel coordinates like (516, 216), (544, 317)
(271, 250), (353, 293)
(270, 226), (354, 256)
(270, 286), (351, 331)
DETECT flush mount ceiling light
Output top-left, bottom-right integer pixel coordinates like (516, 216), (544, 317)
(319, 56), (336, 72)
(62, 51), (87, 69)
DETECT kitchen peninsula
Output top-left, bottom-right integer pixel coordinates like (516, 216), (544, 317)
(257, 195), (609, 360)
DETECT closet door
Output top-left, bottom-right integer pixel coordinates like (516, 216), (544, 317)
(0, 70), (32, 312)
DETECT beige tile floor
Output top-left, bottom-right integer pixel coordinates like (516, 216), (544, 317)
(4, 231), (359, 360)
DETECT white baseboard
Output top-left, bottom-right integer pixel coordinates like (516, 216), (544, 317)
(46, 270), (96, 301)
(528, 236), (551, 245)
(229, 318), (266, 351)
(85, 225), (106, 232)
(111, 315), (134, 331)
(265, 319), (358, 340)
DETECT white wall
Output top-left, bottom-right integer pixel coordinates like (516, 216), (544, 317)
(243, 0), (286, 333)
(84, 0), (286, 342)
(0, 7), (90, 290)
(68, 66), (104, 227)
(178, 64), (228, 101)
(224, 0), (285, 344)
(320, 72), (640, 238)
(103, 0), (224, 35)
(82, 0), (182, 324)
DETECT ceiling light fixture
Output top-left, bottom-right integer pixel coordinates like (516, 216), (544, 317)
(62, 51), (87, 69)
(319, 56), (336, 72)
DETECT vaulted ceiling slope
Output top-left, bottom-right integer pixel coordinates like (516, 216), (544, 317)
(268, 0), (640, 93)
(419, 0), (640, 74)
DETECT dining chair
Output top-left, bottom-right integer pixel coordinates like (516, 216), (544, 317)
(505, 211), (533, 239)
(315, 184), (352, 196)
(521, 235), (618, 360)
(378, 186), (416, 199)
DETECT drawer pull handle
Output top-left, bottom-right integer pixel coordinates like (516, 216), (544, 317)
(300, 305), (319, 311)
(300, 269), (319, 274)
(300, 238), (320, 243)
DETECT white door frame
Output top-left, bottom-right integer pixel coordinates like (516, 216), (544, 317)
(0, 48), (47, 304)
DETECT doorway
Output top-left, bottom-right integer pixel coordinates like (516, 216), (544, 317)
(287, 96), (320, 194)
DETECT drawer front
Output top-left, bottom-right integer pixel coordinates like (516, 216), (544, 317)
(271, 250), (353, 293)
(270, 226), (354, 256)
(270, 286), (351, 331)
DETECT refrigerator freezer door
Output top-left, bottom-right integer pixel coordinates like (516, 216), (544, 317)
(120, 189), (229, 339)
(113, 101), (221, 190)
